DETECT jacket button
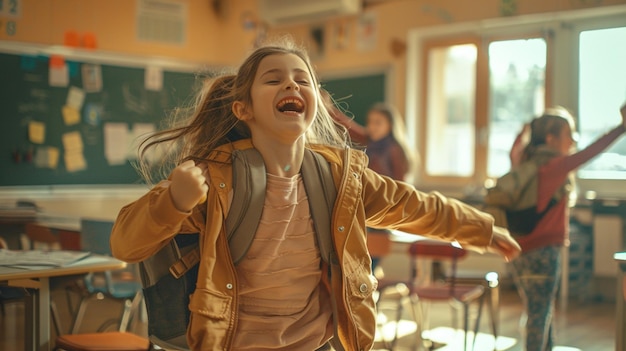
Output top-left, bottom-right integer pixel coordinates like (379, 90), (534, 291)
(359, 283), (368, 293)
(219, 183), (226, 188)
(337, 226), (345, 232)
(226, 283), (233, 289)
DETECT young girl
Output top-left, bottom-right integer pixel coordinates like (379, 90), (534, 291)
(329, 101), (416, 270)
(508, 104), (626, 351)
(110, 37), (520, 351)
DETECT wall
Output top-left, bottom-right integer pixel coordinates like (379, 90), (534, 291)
(0, 0), (260, 65)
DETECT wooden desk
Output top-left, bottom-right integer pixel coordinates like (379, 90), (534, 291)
(0, 254), (126, 351)
(615, 252), (626, 351)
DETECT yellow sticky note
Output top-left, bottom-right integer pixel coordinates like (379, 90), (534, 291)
(34, 146), (60, 169)
(62, 105), (80, 126)
(64, 150), (87, 172)
(28, 121), (46, 144)
(62, 131), (84, 152)
(48, 147), (60, 169)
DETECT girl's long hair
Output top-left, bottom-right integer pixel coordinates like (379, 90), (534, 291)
(135, 36), (349, 185)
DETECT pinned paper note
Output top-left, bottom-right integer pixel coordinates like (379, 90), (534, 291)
(34, 146), (60, 169)
(62, 105), (80, 125)
(83, 103), (102, 126)
(28, 121), (45, 144)
(145, 66), (163, 91)
(64, 149), (87, 172)
(49, 56), (69, 87)
(66, 86), (85, 110)
(62, 131), (84, 152)
(104, 123), (129, 165)
(81, 64), (102, 92)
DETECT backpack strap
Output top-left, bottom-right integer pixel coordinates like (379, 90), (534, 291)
(226, 148), (267, 264)
(301, 149), (337, 265)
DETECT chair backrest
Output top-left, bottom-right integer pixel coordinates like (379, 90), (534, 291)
(79, 218), (141, 297)
(407, 241), (467, 260)
(25, 222), (62, 250)
(80, 218), (115, 255)
(407, 241), (468, 291)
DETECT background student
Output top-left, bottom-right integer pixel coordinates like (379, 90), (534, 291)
(329, 101), (416, 271)
(110, 37), (520, 350)
(508, 103), (626, 351)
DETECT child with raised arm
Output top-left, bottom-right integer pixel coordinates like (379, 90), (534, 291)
(508, 104), (626, 351)
(110, 37), (520, 351)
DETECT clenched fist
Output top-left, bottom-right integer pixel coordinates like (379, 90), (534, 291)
(169, 160), (208, 212)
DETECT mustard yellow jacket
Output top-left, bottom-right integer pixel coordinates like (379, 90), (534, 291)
(110, 139), (494, 351)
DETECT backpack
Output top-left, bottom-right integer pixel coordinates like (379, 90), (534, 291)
(138, 148), (338, 350)
(483, 159), (557, 236)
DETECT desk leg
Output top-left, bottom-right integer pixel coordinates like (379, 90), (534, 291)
(35, 278), (51, 351)
(617, 272), (626, 351)
(25, 288), (36, 351)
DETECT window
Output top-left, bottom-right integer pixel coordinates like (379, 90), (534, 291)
(487, 38), (547, 177)
(425, 43), (477, 177)
(577, 26), (626, 180)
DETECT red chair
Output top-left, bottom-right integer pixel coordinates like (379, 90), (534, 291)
(381, 240), (487, 351)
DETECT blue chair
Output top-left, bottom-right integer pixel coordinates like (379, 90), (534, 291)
(69, 218), (143, 334)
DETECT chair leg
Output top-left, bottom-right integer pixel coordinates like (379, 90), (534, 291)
(472, 295), (485, 351)
(463, 303), (469, 351)
(489, 287), (499, 350)
(70, 294), (95, 334)
(411, 297), (430, 351)
(118, 291), (143, 332)
(389, 294), (405, 350)
(50, 301), (63, 336)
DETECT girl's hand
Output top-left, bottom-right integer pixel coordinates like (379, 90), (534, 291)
(486, 226), (522, 262)
(169, 160), (208, 212)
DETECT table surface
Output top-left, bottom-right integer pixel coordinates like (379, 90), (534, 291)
(0, 253), (126, 281)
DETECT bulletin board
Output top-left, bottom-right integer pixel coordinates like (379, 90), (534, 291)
(0, 50), (202, 186)
(321, 71), (387, 125)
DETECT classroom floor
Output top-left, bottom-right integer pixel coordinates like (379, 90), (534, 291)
(0, 281), (617, 351)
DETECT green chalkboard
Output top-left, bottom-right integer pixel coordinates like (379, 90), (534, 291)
(0, 51), (201, 186)
(321, 72), (386, 126)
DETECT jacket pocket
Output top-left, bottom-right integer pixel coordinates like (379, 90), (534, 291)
(345, 267), (378, 350)
(347, 271), (378, 299)
(188, 288), (232, 319)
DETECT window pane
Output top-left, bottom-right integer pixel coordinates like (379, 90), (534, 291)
(578, 26), (626, 180)
(487, 38), (547, 177)
(425, 44), (476, 177)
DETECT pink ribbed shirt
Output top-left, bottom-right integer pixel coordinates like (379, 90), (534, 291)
(232, 173), (333, 350)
